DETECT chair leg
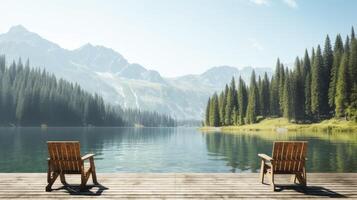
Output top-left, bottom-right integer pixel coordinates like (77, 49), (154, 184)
(296, 172), (306, 186)
(270, 172), (275, 191)
(302, 168), (307, 186)
(90, 157), (98, 184)
(260, 160), (265, 183)
(295, 166), (307, 187)
(80, 170), (91, 191)
(80, 173), (87, 191)
(60, 173), (67, 185)
(46, 172), (59, 192)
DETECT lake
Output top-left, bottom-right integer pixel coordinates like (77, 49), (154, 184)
(0, 127), (356, 172)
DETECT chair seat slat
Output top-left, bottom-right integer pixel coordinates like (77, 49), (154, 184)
(46, 141), (98, 192)
(258, 141), (308, 191)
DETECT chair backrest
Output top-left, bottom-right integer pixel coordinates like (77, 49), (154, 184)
(47, 141), (82, 173)
(272, 141), (307, 173)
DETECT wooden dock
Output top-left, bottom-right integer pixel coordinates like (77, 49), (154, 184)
(0, 173), (356, 199)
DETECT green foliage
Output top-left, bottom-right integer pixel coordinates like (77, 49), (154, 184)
(293, 57), (304, 121)
(304, 72), (312, 118)
(260, 73), (270, 116)
(225, 78), (237, 125)
(246, 71), (259, 124)
(322, 35), (333, 115)
(349, 38), (357, 101)
(278, 64), (285, 115)
(209, 93), (220, 127)
(237, 77), (248, 125)
(283, 71), (295, 120)
(205, 97), (210, 126)
(0, 55), (175, 127)
(204, 27), (357, 126)
(329, 34), (344, 110)
(311, 45), (324, 120)
(335, 54), (348, 117)
(220, 85), (228, 125)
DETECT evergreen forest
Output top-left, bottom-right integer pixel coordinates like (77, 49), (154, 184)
(0, 55), (176, 127)
(205, 28), (357, 126)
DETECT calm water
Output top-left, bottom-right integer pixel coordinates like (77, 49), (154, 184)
(0, 127), (356, 172)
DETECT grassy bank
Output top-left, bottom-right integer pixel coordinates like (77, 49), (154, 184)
(200, 118), (357, 132)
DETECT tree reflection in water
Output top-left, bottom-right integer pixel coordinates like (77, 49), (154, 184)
(203, 131), (357, 172)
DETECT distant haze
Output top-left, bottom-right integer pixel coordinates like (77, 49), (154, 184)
(0, 0), (356, 77)
(0, 26), (272, 119)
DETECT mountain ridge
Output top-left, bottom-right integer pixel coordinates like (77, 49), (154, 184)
(0, 25), (272, 119)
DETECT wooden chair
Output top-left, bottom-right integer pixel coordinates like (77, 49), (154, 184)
(46, 141), (98, 191)
(258, 141), (308, 191)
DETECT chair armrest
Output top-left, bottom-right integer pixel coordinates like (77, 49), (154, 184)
(258, 153), (273, 161)
(82, 154), (95, 161)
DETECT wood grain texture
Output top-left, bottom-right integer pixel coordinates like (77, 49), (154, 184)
(47, 141), (97, 191)
(260, 141), (309, 191)
(0, 173), (355, 199)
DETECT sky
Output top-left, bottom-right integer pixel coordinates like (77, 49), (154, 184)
(0, 0), (357, 77)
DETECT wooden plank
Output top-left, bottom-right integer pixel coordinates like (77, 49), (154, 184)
(0, 173), (355, 199)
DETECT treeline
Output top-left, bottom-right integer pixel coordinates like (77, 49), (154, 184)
(205, 27), (357, 126)
(0, 55), (176, 127)
(121, 108), (176, 127)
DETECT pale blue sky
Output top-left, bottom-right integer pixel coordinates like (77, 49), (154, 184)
(1, 0), (356, 77)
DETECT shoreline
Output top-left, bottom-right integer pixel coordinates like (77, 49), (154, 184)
(199, 118), (357, 133)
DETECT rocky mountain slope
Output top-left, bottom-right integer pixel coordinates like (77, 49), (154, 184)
(0, 25), (272, 120)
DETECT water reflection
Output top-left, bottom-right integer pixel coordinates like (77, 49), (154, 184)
(203, 131), (357, 172)
(0, 127), (177, 172)
(0, 127), (356, 172)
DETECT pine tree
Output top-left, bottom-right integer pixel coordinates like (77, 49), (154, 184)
(205, 97), (211, 126)
(311, 48), (315, 64)
(261, 73), (270, 116)
(303, 49), (311, 76)
(311, 45), (324, 120)
(351, 26), (355, 41)
(329, 34), (344, 110)
(322, 35), (333, 115)
(224, 77), (237, 125)
(302, 50), (312, 118)
(225, 85), (233, 125)
(344, 36), (351, 104)
(283, 72), (294, 120)
(304, 72), (312, 118)
(246, 71), (259, 124)
(218, 91), (224, 125)
(213, 93), (220, 127)
(270, 59), (281, 116)
(293, 57), (304, 121)
(348, 37), (357, 101)
(258, 76), (263, 116)
(335, 53), (348, 117)
(269, 76), (277, 116)
(237, 76), (247, 125)
(209, 93), (220, 127)
(221, 85), (228, 125)
(349, 36), (357, 120)
(278, 64), (285, 115)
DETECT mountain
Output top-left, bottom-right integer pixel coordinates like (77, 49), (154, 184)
(0, 25), (272, 120)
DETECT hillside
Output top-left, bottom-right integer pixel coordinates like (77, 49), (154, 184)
(0, 25), (272, 120)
